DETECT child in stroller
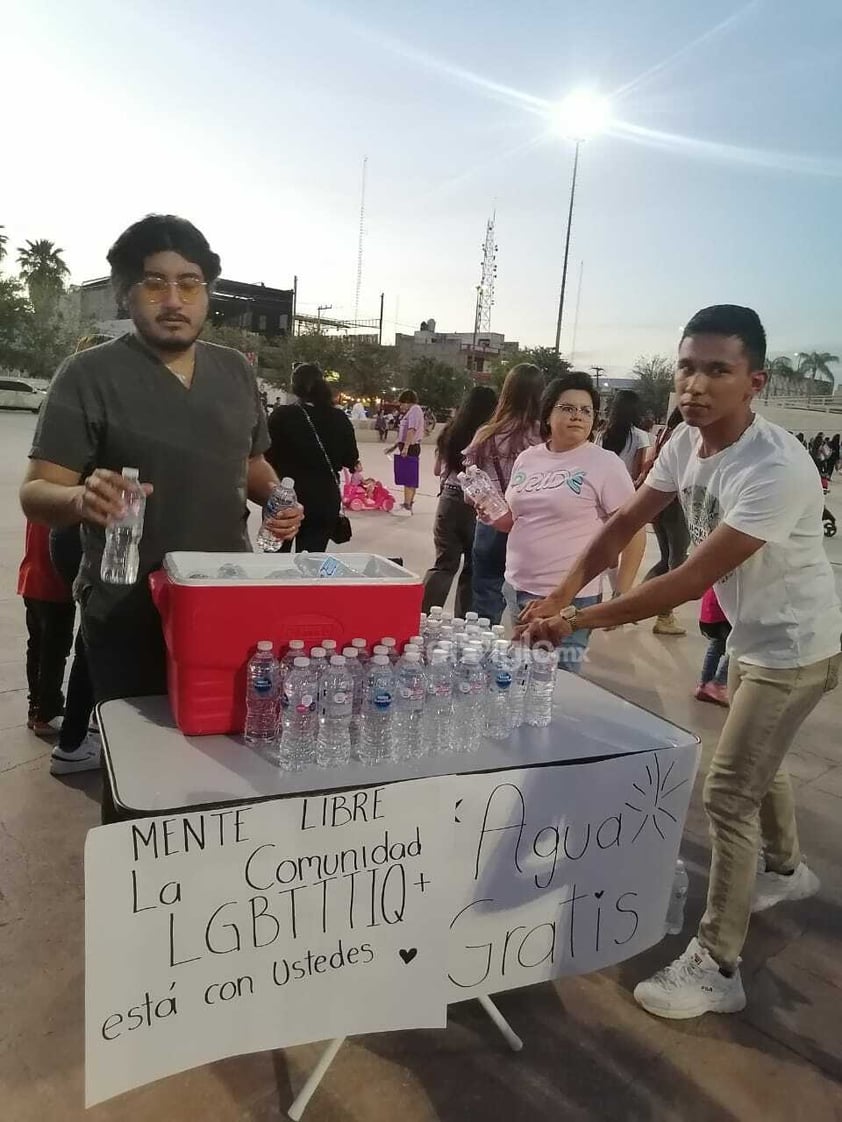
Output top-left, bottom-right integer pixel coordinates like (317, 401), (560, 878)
(341, 467), (396, 512)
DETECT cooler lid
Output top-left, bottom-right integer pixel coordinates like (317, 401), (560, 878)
(162, 552), (420, 585)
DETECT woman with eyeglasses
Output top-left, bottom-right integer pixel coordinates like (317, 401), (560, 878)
(483, 372), (645, 673)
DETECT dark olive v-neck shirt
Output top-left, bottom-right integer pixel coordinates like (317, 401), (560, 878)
(30, 333), (269, 619)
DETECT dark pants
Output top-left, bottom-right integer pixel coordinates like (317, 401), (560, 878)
(645, 500), (689, 581)
(49, 526), (95, 752)
(422, 491), (476, 618)
(23, 598), (75, 722)
(471, 522), (509, 625)
(281, 520), (333, 554)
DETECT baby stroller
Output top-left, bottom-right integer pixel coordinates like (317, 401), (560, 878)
(341, 469), (396, 512)
(821, 476), (836, 537)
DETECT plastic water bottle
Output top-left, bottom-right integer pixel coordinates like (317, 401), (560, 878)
(491, 625), (506, 641)
(321, 639), (339, 658)
(509, 643), (530, 729)
(243, 641), (280, 747)
(665, 859), (689, 935)
(465, 611), (479, 624)
(454, 650), (486, 753)
(342, 647), (365, 750)
(524, 646), (557, 727)
(486, 642), (514, 740)
(457, 466), (508, 521)
(350, 638), (370, 665)
(279, 657), (317, 770)
(393, 651), (427, 761)
(477, 617), (491, 631)
(310, 648), (328, 714)
(429, 606), (444, 621)
(380, 637), (399, 663)
(358, 655), (395, 764)
(281, 640), (306, 670)
(316, 656), (353, 767)
(101, 468), (147, 584)
(257, 477), (297, 553)
(425, 649), (454, 753)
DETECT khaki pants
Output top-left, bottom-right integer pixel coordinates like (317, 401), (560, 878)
(698, 652), (840, 971)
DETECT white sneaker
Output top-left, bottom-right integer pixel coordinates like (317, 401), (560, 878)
(633, 938), (746, 1020)
(391, 506), (412, 518)
(49, 735), (102, 776)
(752, 861), (820, 913)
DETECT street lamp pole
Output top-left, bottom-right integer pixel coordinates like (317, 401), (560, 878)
(554, 139), (582, 355)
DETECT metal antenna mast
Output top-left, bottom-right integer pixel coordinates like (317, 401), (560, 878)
(354, 155), (367, 321)
(474, 210), (497, 337)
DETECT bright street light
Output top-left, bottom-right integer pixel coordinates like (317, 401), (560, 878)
(552, 89), (612, 140)
(552, 90), (611, 354)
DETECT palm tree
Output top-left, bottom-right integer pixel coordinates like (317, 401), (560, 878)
(796, 351), (839, 389)
(16, 238), (70, 311)
(0, 225), (7, 264)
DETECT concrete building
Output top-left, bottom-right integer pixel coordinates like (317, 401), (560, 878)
(394, 319), (519, 378)
(70, 276), (294, 338)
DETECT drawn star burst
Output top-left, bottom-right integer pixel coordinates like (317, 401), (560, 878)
(625, 753), (688, 843)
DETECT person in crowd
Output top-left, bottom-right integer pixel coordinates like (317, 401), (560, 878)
(826, 433), (840, 475)
(597, 388), (651, 479)
(374, 409), (388, 442)
(385, 390), (425, 516)
(19, 215), (302, 812)
(795, 432), (806, 447)
(696, 586), (731, 707)
(464, 363), (545, 623)
(350, 400), (367, 422)
(422, 385), (498, 618)
(808, 431), (825, 471)
(520, 305), (841, 1019)
(487, 372), (645, 673)
(17, 520), (75, 738)
(267, 363), (359, 552)
(640, 407), (690, 636)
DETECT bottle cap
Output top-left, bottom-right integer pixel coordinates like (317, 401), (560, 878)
(351, 638), (367, 649)
(342, 647), (359, 658)
(478, 618), (491, 629)
(492, 625), (506, 637)
(373, 654), (390, 666)
(293, 657), (310, 668)
(373, 645), (388, 655)
(256, 640), (273, 652)
(322, 639), (338, 650)
(409, 636), (423, 646)
(462, 650), (480, 662)
(465, 611), (479, 622)
(381, 637), (397, 648)
(281, 477), (294, 488)
(403, 650), (421, 663)
(429, 607), (443, 618)
(441, 611), (453, 622)
(289, 639), (305, 650)
(311, 648), (327, 659)
(430, 650), (448, 663)
(122, 467), (140, 481)
(330, 655), (346, 666)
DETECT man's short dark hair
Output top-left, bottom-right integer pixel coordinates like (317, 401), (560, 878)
(539, 371), (600, 439)
(398, 389), (418, 404)
(681, 305), (767, 370)
(107, 214), (222, 302)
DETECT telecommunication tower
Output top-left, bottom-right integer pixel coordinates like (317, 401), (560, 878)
(473, 211), (497, 337)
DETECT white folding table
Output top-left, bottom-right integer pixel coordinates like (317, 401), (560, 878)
(97, 675), (699, 1119)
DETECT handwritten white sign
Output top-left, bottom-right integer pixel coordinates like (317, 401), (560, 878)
(85, 777), (453, 1107)
(447, 746), (699, 998)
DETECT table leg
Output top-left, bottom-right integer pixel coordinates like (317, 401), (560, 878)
(287, 1036), (346, 1121)
(477, 995), (524, 1052)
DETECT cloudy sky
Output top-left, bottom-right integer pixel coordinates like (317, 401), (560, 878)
(4, 0), (841, 374)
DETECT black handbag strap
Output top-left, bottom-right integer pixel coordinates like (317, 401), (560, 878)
(489, 442), (507, 493)
(298, 404), (341, 505)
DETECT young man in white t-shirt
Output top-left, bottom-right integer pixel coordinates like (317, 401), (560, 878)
(519, 305), (842, 1019)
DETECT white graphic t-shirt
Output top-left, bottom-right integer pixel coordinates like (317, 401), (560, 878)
(646, 415), (842, 668)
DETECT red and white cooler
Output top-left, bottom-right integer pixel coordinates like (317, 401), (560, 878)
(149, 552), (422, 736)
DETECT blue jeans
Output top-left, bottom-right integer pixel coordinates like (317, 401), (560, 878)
(471, 522), (509, 625)
(515, 590), (601, 675)
(701, 637), (729, 686)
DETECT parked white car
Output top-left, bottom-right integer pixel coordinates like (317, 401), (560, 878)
(0, 378), (46, 412)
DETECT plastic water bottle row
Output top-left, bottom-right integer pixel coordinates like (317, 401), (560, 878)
(243, 619), (559, 771)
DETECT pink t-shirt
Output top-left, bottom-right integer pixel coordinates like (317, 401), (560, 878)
(504, 441), (635, 597)
(399, 404), (425, 447)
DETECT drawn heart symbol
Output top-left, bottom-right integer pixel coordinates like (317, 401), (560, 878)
(594, 891), (604, 899)
(399, 948), (418, 965)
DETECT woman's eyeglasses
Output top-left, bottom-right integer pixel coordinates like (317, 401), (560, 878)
(554, 404), (594, 418)
(135, 276), (208, 304)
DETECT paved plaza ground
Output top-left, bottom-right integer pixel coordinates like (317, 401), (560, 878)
(1, 412), (841, 1121)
